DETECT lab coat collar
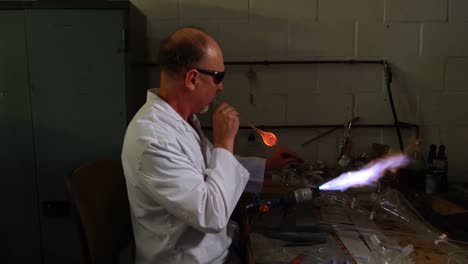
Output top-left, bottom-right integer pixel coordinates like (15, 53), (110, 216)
(147, 88), (201, 134)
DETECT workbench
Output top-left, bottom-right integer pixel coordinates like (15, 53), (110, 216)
(242, 182), (468, 264)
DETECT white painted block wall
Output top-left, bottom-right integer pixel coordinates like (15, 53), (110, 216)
(133, 0), (468, 181)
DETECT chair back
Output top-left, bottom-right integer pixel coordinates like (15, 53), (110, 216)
(68, 160), (133, 264)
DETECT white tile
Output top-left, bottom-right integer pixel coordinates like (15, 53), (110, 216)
(133, 0), (179, 20)
(254, 65), (319, 95)
(287, 94), (353, 124)
(180, 0), (249, 21)
(357, 23), (420, 57)
(386, 0), (447, 22)
(317, 64), (382, 93)
(451, 0), (468, 21)
(445, 58), (468, 92)
(318, 0), (384, 21)
(289, 21), (355, 57)
(217, 20), (288, 60)
(390, 57), (446, 92)
(252, 0), (317, 21)
(423, 23), (468, 56)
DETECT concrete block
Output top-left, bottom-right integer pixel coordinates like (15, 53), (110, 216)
(289, 21), (355, 58)
(316, 130), (342, 166)
(146, 21), (181, 63)
(382, 127), (415, 152)
(254, 94), (288, 125)
(180, 0), (249, 21)
(177, 21), (221, 37)
(386, 0), (447, 22)
(451, 0), (468, 21)
(148, 67), (161, 88)
(317, 64), (382, 93)
(442, 93), (468, 125)
(221, 65), (254, 120)
(254, 65), (319, 95)
(134, 0), (179, 20)
(390, 57), (446, 92)
(346, 128), (382, 157)
(354, 92), (393, 124)
(440, 126), (468, 181)
(390, 89), (419, 124)
(419, 125), (441, 145)
(222, 65), (289, 126)
(233, 129), (264, 157)
(423, 23), (468, 56)
(217, 20), (288, 60)
(355, 88), (417, 124)
(418, 92), (444, 126)
(445, 58), (468, 92)
(270, 128), (319, 159)
(318, 0), (384, 21)
(287, 94), (353, 124)
(357, 23), (420, 57)
(420, 92), (468, 126)
(252, 0), (317, 21)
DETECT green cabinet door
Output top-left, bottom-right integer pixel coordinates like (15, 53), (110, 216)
(25, 9), (127, 264)
(0, 10), (42, 264)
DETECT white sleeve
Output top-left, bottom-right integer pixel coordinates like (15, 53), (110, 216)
(137, 140), (250, 233)
(236, 156), (265, 193)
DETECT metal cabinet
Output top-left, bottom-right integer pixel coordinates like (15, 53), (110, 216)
(0, 5), (146, 264)
(0, 10), (42, 264)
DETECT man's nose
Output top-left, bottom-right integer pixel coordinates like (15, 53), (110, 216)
(217, 83), (224, 91)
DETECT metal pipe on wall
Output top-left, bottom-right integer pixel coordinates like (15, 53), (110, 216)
(147, 59), (410, 151)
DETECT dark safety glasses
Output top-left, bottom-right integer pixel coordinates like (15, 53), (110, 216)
(196, 68), (225, 84)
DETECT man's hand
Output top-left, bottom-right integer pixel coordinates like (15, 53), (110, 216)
(212, 102), (239, 153)
(265, 147), (304, 171)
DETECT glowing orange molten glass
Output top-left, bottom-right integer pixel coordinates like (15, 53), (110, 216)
(248, 124), (277, 147)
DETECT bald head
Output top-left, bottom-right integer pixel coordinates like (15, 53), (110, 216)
(158, 27), (215, 77)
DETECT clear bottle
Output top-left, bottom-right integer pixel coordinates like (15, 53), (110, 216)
(409, 139), (426, 171)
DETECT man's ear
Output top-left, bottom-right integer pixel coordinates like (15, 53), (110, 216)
(185, 69), (198, 92)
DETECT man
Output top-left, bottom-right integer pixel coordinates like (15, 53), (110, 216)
(121, 27), (302, 264)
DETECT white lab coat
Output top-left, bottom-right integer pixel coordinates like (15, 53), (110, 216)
(121, 89), (265, 264)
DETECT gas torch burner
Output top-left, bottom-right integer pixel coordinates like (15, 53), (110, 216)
(246, 185), (321, 215)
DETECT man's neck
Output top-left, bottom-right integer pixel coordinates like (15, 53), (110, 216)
(159, 87), (192, 121)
